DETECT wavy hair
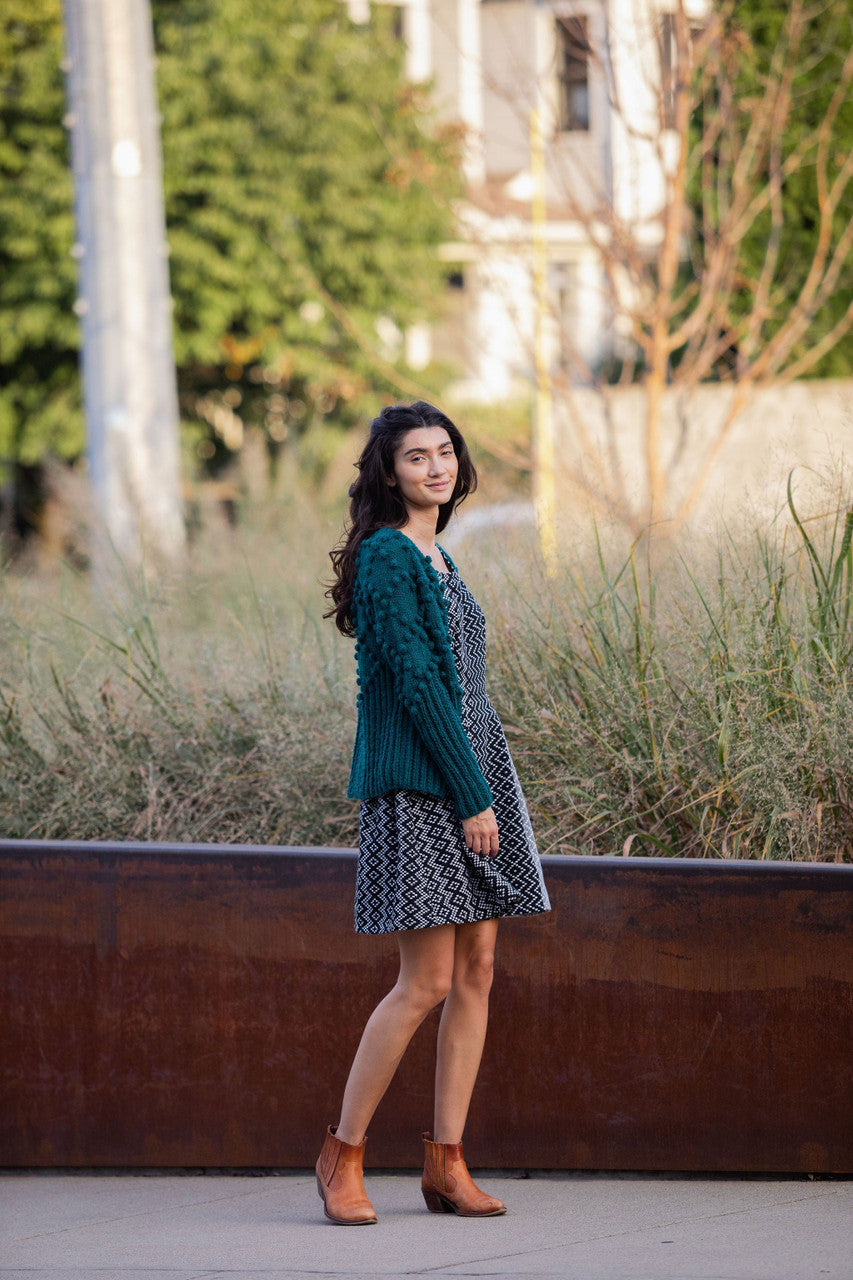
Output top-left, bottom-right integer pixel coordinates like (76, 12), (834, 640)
(324, 401), (477, 636)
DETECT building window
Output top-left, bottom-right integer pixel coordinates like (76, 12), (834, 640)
(388, 4), (405, 43)
(658, 13), (704, 129)
(658, 12), (677, 129)
(557, 16), (591, 133)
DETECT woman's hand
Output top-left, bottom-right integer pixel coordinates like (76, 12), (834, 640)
(462, 807), (499, 858)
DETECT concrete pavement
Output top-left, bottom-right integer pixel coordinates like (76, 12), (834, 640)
(0, 1171), (849, 1280)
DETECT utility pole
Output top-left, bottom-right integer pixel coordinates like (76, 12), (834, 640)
(530, 105), (557, 574)
(62, 0), (184, 572)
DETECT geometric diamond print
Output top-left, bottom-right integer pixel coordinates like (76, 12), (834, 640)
(354, 559), (551, 934)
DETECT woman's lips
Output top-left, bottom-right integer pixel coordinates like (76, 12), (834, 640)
(427, 481), (450, 489)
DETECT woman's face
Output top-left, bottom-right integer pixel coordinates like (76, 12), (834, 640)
(390, 426), (459, 512)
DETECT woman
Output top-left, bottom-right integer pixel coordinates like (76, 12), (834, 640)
(320, 401), (550, 1225)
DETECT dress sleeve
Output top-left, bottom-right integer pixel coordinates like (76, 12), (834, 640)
(360, 539), (493, 821)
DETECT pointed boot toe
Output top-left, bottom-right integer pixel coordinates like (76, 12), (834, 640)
(421, 1133), (506, 1217)
(315, 1126), (377, 1225)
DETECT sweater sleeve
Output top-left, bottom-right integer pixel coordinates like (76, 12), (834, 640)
(360, 538), (493, 821)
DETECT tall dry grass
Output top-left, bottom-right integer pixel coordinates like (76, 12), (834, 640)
(481, 476), (853, 861)
(1, 474), (850, 860)
(0, 492), (358, 845)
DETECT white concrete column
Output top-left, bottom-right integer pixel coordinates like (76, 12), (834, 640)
(405, 322), (433, 369)
(607, 0), (666, 226)
(573, 251), (609, 370)
(345, 0), (370, 23)
(406, 0), (432, 82)
(457, 0), (485, 185)
(473, 252), (533, 400)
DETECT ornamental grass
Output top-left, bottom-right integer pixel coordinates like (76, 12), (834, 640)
(485, 476), (852, 861)
(1, 476), (850, 860)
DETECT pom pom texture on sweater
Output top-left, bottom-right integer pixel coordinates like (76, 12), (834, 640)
(347, 526), (494, 821)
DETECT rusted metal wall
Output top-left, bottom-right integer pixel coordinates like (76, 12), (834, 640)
(0, 840), (850, 1171)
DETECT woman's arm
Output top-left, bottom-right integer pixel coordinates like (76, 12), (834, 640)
(357, 536), (493, 821)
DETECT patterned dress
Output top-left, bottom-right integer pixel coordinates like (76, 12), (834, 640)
(354, 554), (551, 933)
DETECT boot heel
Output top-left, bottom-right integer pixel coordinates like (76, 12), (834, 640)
(422, 1189), (452, 1213)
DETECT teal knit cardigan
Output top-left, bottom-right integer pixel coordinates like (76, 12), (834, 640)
(346, 526), (494, 821)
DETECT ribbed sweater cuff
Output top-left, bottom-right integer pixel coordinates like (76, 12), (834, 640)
(413, 693), (493, 819)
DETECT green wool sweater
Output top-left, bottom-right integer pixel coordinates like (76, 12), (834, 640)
(346, 526), (494, 821)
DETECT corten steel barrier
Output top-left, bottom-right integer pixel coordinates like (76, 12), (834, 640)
(0, 839), (850, 1172)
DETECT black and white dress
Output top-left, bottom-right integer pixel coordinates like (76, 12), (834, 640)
(354, 554), (551, 933)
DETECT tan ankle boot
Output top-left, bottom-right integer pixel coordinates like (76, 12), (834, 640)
(315, 1126), (377, 1225)
(421, 1133), (506, 1216)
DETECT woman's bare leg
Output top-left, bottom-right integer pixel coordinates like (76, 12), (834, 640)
(433, 918), (499, 1144)
(335, 924), (456, 1146)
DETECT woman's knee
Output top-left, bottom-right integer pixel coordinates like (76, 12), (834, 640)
(453, 947), (495, 998)
(395, 969), (453, 1013)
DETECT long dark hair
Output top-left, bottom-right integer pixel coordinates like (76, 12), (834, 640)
(324, 401), (477, 637)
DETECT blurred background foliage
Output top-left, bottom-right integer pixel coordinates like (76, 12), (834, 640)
(3, 0), (853, 549)
(1, 0), (851, 549)
(689, 0), (853, 379)
(0, 0), (461, 545)
(0, 2), (80, 507)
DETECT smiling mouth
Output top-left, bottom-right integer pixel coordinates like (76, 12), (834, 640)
(427, 481), (450, 489)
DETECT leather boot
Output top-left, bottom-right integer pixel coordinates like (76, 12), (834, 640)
(315, 1126), (377, 1225)
(421, 1133), (506, 1216)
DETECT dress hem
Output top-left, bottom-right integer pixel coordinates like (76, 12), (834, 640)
(354, 902), (551, 935)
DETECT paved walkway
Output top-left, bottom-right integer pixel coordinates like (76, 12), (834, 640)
(0, 1172), (849, 1279)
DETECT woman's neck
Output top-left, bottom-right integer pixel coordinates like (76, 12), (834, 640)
(401, 507), (439, 552)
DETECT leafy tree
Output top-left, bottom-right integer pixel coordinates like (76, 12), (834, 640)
(0, 2), (79, 507)
(154, 0), (459, 466)
(0, 0), (459, 533)
(692, 0), (853, 378)
(521, 0), (853, 536)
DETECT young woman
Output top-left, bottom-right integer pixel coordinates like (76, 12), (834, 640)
(319, 401), (550, 1225)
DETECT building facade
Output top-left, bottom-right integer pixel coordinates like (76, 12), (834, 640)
(348, 0), (707, 401)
